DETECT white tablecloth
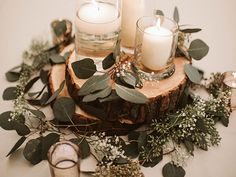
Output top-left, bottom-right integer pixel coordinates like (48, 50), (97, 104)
(0, 0), (236, 177)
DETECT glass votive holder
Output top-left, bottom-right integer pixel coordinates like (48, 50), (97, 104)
(75, 0), (121, 61)
(223, 71), (236, 109)
(47, 141), (80, 177)
(134, 15), (179, 81)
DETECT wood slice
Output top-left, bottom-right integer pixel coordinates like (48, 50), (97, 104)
(49, 44), (190, 134)
(65, 51), (189, 124)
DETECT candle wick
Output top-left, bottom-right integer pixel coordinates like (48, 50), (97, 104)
(156, 18), (161, 30)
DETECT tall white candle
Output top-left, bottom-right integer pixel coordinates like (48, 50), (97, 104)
(121, 0), (145, 48)
(76, 0), (120, 35)
(141, 20), (173, 70)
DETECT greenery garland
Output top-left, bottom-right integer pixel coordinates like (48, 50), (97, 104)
(0, 8), (232, 177)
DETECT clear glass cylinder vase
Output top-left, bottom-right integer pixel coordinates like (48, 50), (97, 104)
(75, 0), (121, 61)
(134, 15), (179, 81)
(47, 141), (80, 177)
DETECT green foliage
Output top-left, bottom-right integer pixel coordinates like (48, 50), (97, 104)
(115, 84), (148, 104)
(78, 74), (110, 96)
(184, 64), (201, 84)
(102, 53), (115, 70)
(52, 97), (75, 122)
(70, 138), (90, 159)
(162, 162), (186, 177)
(2, 87), (17, 100)
(173, 7), (180, 23)
(72, 58), (97, 79)
(6, 136), (27, 157)
(188, 39), (209, 60)
(44, 80), (65, 105)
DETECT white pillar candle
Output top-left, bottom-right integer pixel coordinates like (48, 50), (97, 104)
(141, 19), (173, 70)
(76, 0), (120, 35)
(121, 0), (145, 48)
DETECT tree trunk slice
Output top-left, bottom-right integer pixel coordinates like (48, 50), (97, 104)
(49, 46), (190, 134)
(66, 51), (189, 122)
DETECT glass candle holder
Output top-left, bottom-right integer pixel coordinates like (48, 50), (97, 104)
(223, 71), (236, 109)
(47, 141), (80, 177)
(75, 0), (121, 61)
(134, 15), (179, 81)
(121, 0), (145, 51)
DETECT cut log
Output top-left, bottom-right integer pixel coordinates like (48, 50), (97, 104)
(66, 52), (189, 122)
(49, 47), (190, 134)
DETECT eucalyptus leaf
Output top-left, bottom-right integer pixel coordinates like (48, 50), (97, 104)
(99, 91), (120, 102)
(50, 54), (65, 64)
(40, 92), (50, 105)
(27, 99), (42, 106)
(28, 85), (47, 99)
(154, 9), (164, 16)
(5, 71), (20, 82)
(0, 111), (15, 130)
(23, 139), (42, 165)
(184, 140), (194, 155)
(102, 53), (115, 70)
(137, 132), (147, 150)
(180, 28), (202, 33)
(123, 142), (139, 158)
(115, 84), (148, 104)
(140, 153), (163, 167)
(24, 76), (40, 93)
(41, 133), (60, 159)
(121, 72), (137, 88)
(173, 7), (179, 23)
(40, 70), (48, 84)
(27, 108), (46, 119)
(2, 87), (17, 100)
(188, 39), (209, 60)
(184, 64), (201, 84)
(220, 116), (229, 127)
(53, 20), (67, 37)
(162, 162), (186, 177)
(78, 74), (110, 96)
(44, 80), (65, 105)
(196, 118), (207, 133)
(6, 136), (27, 157)
(14, 122), (30, 136)
(124, 131), (140, 158)
(53, 97), (75, 122)
(83, 86), (112, 102)
(72, 58), (97, 79)
(70, 138), (90, 159)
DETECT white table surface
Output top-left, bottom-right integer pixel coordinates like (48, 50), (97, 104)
(0, 0), (236, 177)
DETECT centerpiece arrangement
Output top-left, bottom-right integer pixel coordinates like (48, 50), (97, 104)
(0, 1), (234, 177)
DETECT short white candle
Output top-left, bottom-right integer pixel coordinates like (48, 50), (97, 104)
(121, 0), (145, 48)
(76, 0), (120, 35)
(141, 19), (173, 70)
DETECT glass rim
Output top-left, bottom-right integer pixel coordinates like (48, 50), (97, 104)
(76, 1), (120, 25)
(136, 15), (179, 37)
(47, 141), (79, 170)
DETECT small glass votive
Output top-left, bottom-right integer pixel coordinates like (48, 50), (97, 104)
(47, 141), (80, 177)
(75, 0), (121, 61)
(134, 15), (179, 81)
(223, 71), (236, 109)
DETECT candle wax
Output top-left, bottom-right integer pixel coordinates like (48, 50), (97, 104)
(78, 2), (118, 23)
(141, 26), (173, 70)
